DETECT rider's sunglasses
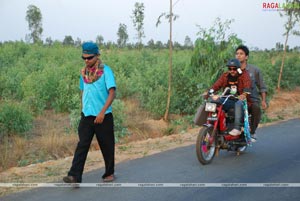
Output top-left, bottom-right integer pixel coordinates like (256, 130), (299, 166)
(228, 67), (237, 71)
(81, 55), (95, 60)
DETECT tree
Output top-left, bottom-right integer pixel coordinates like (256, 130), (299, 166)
(156, 0), (179, 121)
(104, 41), (116, 49)
(275, 42), (284, 51)
(147, 39), (155, 49)
(25, 5), (43, 43)
(173, 41), (182, 50)
(63, 35), (74, 46)
(277, 0), (300, 90)
(184, 35), (193, 49)
(131, 2), (145, 48)
(155, 41), (164, 49)
(96, 35), (104, 47)
(45, 37), (53, 46)
(74, 37), (82, 47)
(191, 18), (242, 89)
(117, 23), (129, 48)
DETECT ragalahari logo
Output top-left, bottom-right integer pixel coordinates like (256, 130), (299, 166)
(262, 2), (300, 11)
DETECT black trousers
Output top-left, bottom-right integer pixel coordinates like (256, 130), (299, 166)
(68, 113), (115, 182)
(249, 102), (261, 134)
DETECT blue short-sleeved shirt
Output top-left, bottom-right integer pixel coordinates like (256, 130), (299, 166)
(79, 64), (116, 116)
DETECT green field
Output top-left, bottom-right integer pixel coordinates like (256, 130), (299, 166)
(0, 41), (299, 170)
(0, 41), (300, 138)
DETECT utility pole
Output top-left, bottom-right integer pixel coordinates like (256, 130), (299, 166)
(164, 0), (173, 121)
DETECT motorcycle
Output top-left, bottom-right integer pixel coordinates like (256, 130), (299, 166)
(194, 88), (252, 165)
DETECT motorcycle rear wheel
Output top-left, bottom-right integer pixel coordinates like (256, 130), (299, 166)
(196, 126), (217, 165)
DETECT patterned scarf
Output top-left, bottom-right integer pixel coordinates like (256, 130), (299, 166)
(81, 59), (104, 83)
(243, 100), (252, 146)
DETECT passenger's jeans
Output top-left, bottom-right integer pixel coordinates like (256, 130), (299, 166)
(220, 98), (244, 130)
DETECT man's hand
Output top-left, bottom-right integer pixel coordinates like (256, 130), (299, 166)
(212, 95), (219, 101)
(94, 112), (105, 124)
(239, 94), (247, 101)
(202, 91), (209, 99)
(261, 100), (267, 110)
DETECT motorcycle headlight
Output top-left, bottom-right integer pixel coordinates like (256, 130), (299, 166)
(205, 102), (217, 112)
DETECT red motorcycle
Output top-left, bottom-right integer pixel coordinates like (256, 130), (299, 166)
(194, 88), (252, 165)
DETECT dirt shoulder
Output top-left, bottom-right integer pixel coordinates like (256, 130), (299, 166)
(0, 88), (299, 197)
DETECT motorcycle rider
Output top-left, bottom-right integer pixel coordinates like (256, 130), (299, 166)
(208, 58), (252, 136)
(235, 45), (267, 141)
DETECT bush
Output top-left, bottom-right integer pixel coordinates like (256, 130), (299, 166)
(0, 101), (33, 138)
(0, 41), (29, 69)
(275, 55), (300, 89)
(112, 99), (129, 142)
(54, 67), (80, 113)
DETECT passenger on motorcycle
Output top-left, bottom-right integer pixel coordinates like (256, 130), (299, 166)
(208, 58), (252, 136)
(235, 45), (268, 141)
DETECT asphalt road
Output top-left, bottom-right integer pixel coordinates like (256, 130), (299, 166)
(2, 119), (300, 201)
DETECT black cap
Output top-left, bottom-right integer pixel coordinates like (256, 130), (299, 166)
(226, 58), (241, 68)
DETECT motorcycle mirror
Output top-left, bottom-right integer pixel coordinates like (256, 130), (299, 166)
(222, 87), (231, 96)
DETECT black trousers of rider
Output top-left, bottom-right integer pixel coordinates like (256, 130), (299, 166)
(248, 102), (261, 135)
(68, 113), (115, 182)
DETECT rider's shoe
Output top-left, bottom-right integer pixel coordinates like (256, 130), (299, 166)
(229, 129), (241, 136)
(238, 146), (247, 152)
(251, 134), (257, 143)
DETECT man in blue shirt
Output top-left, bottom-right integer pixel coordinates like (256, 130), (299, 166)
(63, 42), (116, 183)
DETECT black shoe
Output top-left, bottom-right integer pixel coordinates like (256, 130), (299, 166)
(63, 176), (77, 183)
(63, 176), (80, 188)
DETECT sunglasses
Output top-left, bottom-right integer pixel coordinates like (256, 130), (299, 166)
(228, 67), (237, 71)
(81, 55), (95, 60)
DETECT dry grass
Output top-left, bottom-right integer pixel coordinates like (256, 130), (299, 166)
(0, 99), (166, 172)
(117, 98), (169, 143)
(0, 111), (77, 171)
(0, 135), (32, 171)
(2, 88), (300, 173)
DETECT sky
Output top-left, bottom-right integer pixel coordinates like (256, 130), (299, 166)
(0, 0), (299, 49)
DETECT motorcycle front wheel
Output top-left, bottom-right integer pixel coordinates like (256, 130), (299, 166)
(196, 126), (217, 165)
